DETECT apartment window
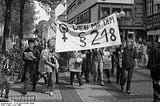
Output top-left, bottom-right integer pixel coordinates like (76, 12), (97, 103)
(112, 8), (121, 13)
(101, 7), (110, 19)
(123, 8), (132, 18)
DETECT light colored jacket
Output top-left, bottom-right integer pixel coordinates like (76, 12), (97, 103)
(38, 48), (59, 73)
(69, 52), (85, 73)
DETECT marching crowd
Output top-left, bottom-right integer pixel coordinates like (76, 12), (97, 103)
(21, 37), (148, 95)
(1, 36), (160, 102)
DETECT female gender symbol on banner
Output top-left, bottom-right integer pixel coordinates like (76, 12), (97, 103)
(59, 24), (68, 42)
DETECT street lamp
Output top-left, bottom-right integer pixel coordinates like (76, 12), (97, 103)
(116, 11), (126, 19)
(116, 11), (126, 42)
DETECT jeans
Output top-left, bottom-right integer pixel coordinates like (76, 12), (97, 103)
(56, 71), (59, 84)
(81, 60), (91, 81)
(47, 71), (56, 91)
(93, 60), (104, 82)
(120, 67), (134, 91)
(23, 65), (37, 92)
(153, 80), (160, 102)
(104, 69), (110, 79)
(116, 65), (122, 84)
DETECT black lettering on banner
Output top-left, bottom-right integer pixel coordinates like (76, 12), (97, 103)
(91, 30), (100, 45)
(101, 28), (108, 42)
(110, 28), (116, 41)
(79, 32), (87, 47)
(59, 24), (68, 42)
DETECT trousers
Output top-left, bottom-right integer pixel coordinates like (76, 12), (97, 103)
(93, 60), (104, 82)
(47, 71), (56, 91)
(120, 67), (134, 90)
(70, 72), (83, 85)
(153, 80), (160, 102)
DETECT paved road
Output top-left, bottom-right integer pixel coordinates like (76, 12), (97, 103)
(0, 67), (153, 102)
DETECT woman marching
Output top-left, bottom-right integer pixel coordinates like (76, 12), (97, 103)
(69, 51), (86, 86)
(39, 38), (59, 96)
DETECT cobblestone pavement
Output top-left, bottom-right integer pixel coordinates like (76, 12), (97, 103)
(0, 67), (153, 102)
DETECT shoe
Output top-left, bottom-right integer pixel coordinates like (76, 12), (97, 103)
(5, 95), (8, 99)
(93, 81), (97, 85)
(49, 92), (54, 96)
(121, 86), (124, 91)
(100, 81), (105, 86)
(126, 90), (131, 94)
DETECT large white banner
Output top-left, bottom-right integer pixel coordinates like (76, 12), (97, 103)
(56, 13), (121, 52)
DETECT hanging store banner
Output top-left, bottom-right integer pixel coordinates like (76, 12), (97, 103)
(55, 13), (121, 52)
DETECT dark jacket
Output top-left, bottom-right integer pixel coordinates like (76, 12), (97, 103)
(147, 46), (160, 80)
(122, 47), (137, 69)
(92, 49), (103, 62)
(23, 48), (40, 69)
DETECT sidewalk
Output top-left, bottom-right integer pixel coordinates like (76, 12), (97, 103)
(0, 67), (153, 102)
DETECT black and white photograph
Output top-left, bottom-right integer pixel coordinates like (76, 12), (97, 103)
(0, 0), (160, 104)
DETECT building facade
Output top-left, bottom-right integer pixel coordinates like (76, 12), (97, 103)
(146, 0), (160, 42)
(67, 0), (146, 41)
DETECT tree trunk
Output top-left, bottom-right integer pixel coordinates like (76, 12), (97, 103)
(19, 0), (26, 48)
(2, 0), (13, 53)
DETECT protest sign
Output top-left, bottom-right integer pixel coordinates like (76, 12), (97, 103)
(56, 13), (121, 52)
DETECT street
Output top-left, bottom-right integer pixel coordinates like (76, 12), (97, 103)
(0, 67), (153, 102)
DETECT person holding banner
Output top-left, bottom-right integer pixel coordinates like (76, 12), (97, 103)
(81, 50), (92, 83)
(69, 51), (86, 86)
(103, 48), (112, 83)
(92, 48), (104, 86)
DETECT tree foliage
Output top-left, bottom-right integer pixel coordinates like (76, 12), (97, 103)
(36, 0), (61, 9)
(0, 0), (36, 36)
(0, 0), (5, 23)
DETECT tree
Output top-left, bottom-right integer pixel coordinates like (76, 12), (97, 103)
(35, 20), (48, 38)
(0, 0), (37, 52)
(0, 0), (5, 24)
(20, 0), (27, 40)
(36, 0), (61, 15)
(11, 0), (36, 37)
(2, 0), (13, 53)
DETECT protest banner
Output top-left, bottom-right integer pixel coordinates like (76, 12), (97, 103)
(55, 13), (121, 52)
